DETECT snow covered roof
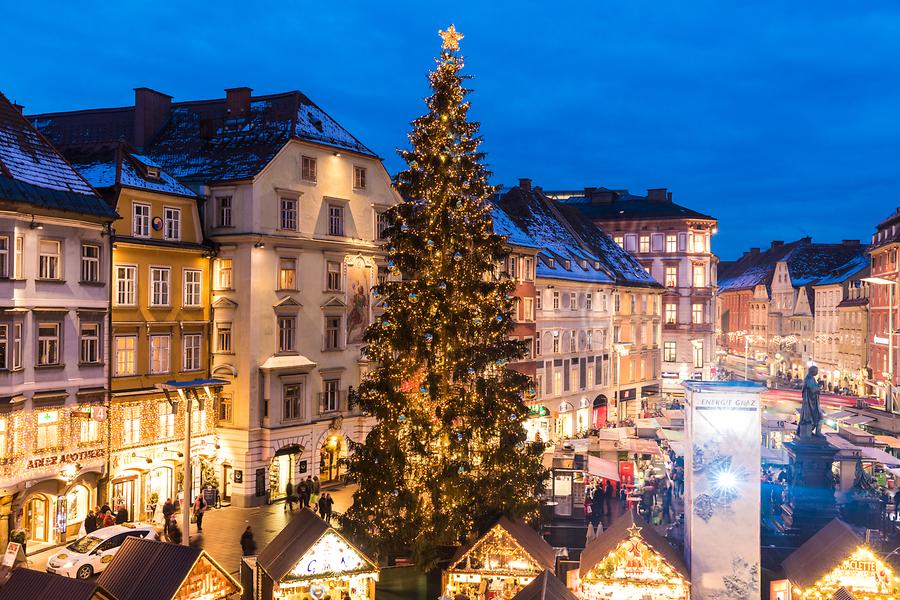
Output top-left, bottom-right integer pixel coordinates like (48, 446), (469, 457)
(491, 207), (541, 249)
(0, 90), (114, 219)
(31, 90), (376, 184)
(555, 188), (715, 222)
(495, 184), (661, 288)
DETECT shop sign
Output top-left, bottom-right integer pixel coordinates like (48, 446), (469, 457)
(37, 411), (58, 425)
(288, 531), (368, 579)
(233, 470), (243, 484)
(299, 460), (308, 474)
(693, 395), (758, 411)
(27, 448), (104, 470)
(1, 543), (22, 568)
(55, 496), (67, 534)
(875, 336), (890, 345)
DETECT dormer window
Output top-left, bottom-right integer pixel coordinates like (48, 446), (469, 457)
(564, 260), (571, 270)
(547, 258), (555, 268)
(594, 261), (601, 269)
(580, 260), (587, 269)
(145, 166), (160, 180)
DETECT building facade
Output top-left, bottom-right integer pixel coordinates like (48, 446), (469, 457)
(549, 187), (717, 402)
(868, 209), (900, 408)
(813, 261), (869, 390)
(0, 92), (117, 549)
(837, 283), (870, 396)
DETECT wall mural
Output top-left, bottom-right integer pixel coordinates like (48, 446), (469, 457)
(346, 262), (371, 345)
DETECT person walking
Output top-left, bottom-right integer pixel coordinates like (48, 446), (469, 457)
(168, 518), (182, 545)
(285, 481), (295, 511)
(662, 482), (673, 523)
(604, 479), (614, 515)
(83, 509), (97, 535)
(162, 498), (175, 537)
(240, 525), (257, 556)
(115, 504), (128, 524)
(893, 488), (900, 519)
(305, 476), (314, 508)
(193, 494), (208, 532)
(297, 478), (309, 509)
(324, 493), (335, 523)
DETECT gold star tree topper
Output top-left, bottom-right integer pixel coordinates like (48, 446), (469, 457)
(439, 24), (464, 51)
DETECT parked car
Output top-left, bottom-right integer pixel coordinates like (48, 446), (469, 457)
(46, 523), (158, 579)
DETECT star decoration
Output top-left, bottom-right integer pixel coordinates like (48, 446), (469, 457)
(626, 524), (643, 538)
(439, 24), (464, 51)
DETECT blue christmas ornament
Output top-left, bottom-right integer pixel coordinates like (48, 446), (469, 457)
(495, 315), (503, 322)
(453, 252), (462, 261)
(510, 414), (517, 421)
(392, 489), (399, 496)
(387, 261), (395, 268)
(467, 367), (476, 374)
(438, 283), (447, 290)
(456, 433), (463, 441)
(419, 386), (428, 394)
(400, 224), (409, 231)
(426, 239), (434, 246)
(409, 293), (417, 299)
(424, 333), (433, 341)
(398, 414), (406, 422)
(458, 466), (465, 474)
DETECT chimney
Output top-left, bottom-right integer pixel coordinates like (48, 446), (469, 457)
(585, 187), (617, 205)
(771, 240), (784, 249)
(647, 188), (669, 203)
(842, 239), (860, 247)
(225, 87), (253, 117)
(11, 102), (24, 115)
(518, 178), (532, 191)
(134, 87), (172, 149)
(750, 247), (760, 256)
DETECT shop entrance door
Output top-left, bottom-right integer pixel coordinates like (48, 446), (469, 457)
(319, 434), (344, 483)
(111, 476), (137, 523)
(222, 465), (232, 505)
(25, 495), (50, 543)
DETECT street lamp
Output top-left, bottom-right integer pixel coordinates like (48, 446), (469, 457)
(612, 342), (632, 422)
(863, 276), (895, 412)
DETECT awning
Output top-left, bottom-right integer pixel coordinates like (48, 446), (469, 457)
(887, 467), (900, 478)
(859, 446), (900, 466)
(668, 441), (685, 457)
(875, 435), (900, 449)
(617, 438), (662, 456)
(259, 354), (317, 371)
(273, 443), (303, 457)
(844, 415), (874, 426)
(158, 378), (229, 389)
(587, 456), (620, 481)
(657, 428), (685, 442)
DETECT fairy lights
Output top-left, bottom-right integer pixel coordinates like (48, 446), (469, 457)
(793, 546), (900, 600)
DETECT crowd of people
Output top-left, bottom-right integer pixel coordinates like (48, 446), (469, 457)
(283, 475), (337, 523)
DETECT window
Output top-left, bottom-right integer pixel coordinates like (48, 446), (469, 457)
(569, 293), (577, 311)
(586, 330), (594, 351)
(524, 257), (535, 281)
(13, 237), (23, 279)
(535, 335), (542, 356)
(11, 324), (21, 370)
(218, 393), (233, 424)
(163, 207), (181, 240)
(692, 303), (704, 324)
(624, 234), (637, 252)
(613, 325), (620, 343)
(183, 333), (201, 371)
(666, 234), (677, 253)
(80, 323), (100, 364)
(0, 237), (7, 278)
(614, 235), (624, 248)
(284, 383), (303, 421)
(133, 203), (150, 237)
(216, 259), (233, 289)
(192, 400), (206, 434)
(326, 261), (342, 291)
(586, 293), (593, 311)
(353, 166), (367, 190)
(279, 198), (298, 231)
(0, 325), (6, 369)
(693, 341), (704, 369)
(301, 155), (317, 182)
(80, 244), (100, 282)
(693, 264), (706, 287)
(535, 291), (542, 310)
(216, 323), (232, 353)
(328, 204), (344, 236)
(508, 257), (518, 279)
(158, 402), (175, 438)
(639, 236), (650, 253)
(552, 334), (560, 354)
(322, 379), (340, 413)
(275, 257), (296, 290)
(665, 266), (678, 287)
(614, 294), (621, 313)
(666, 304), (677, 324)
(325, 316), (341, 350)
(278, 317), (296, 353)
(113, 265), (135, 306)
(123, 404), (141, 445)
(37, 323), (60, 366)
(524, 297), (534, 321)
(569, 330), (576, 352)
(149, 335), (170, 374)
(216, 196), (233, 227)
(38, 240), (61, 279)
(150, 267), (170, 306)
(375, 211), (390, 241)
(552, 291), (560, 310)
(79, 414), (98, 443)
(664, 341), (677, 362)
(36, 411), (59, 450)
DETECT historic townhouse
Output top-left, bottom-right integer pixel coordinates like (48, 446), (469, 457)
(549, 187), (717, 402)
(0, 92), (117, 549)
(837, 283), (870, 396)
(33, 87), (400, 507)
(47, 141), (218, 520)
(868, 208), (900, 407)
(497, 180), (662, 434)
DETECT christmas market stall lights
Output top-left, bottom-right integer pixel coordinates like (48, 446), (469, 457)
(249, 508), (378, 600)
(443, 517), (556, 600)
(575, 511), (689, 600)
(774, 518), (900, 600)
(508, 570), (578, 600)
(96, 537), (240, 600)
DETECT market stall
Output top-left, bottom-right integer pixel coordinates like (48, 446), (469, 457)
(0, 568), (100, 600)
(253, 508), (378, 600)
(509, 570), (578, 600)
(774, 518), (900, 599)
(443, 517), (556, 600)
(576, 511), (689, 600)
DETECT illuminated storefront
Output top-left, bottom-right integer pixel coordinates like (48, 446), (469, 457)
(776, 518), (900, 599)
(577, 511), (689, 600)
(525, 405), (551, 442)
(252, 508), (378, 600)
(443, 518), (556, 600)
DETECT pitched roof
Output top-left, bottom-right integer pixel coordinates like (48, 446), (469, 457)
(579, 510), (688, 580)
(32, 90), (375, 184)
(781, 518), (865, 589)
(555, 189), (715, 222)
(0, 90), (115, 220)
(0, 568), (100, 600)
(496, 184), (661, 288)
(510, 570), (578, 600)
(450, 516), (556, 573)
(96, 537), (239, 600)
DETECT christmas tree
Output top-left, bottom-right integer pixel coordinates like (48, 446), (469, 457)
(341, 25), (547, 568)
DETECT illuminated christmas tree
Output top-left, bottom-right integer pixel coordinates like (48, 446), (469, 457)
(341, 25), (546, 568)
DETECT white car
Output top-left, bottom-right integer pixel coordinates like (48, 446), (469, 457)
(46, 523), (158, 579)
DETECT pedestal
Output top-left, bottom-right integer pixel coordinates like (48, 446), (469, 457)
(781, 436), (838, 541)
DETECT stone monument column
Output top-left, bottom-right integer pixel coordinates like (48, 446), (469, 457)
(684, 381), (764, 600)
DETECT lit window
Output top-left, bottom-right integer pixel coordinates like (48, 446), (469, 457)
(279, 258), (297, 290)
(158, 402), (175, 438)
(666, 234), (677, 253)
(353, 166), (367, 190)
(114, 336), (136, 376)
(133, 203), (151, 237)
(80, 323), (100, 364)
(326, 261), (342, 291)
(614, 236), (624, 248)
(278, 317), (296, 353)
(666, 304), (677, 324)
(693, 341), (704, 368)
(639, 236), (650, 253)
(81, 244), (100, 282)
(36, 411), (59, 450)
(38, 240), (61, 280)
(665, 266), (678, 287)
(664, 341), (676, 362)
(216, 323), (232, 353)
(123, 404), (141, 445)
(218, 393), (233, 423)
(149, 334), (170, 374)
(524, 297), (534, 321)
(692, 303), (704, 324)
(183, 333), (201, 371)
(216, 259), (233, 290)
(80, 414), (98, 443)
(328, 204), (344, 236)
(693, 264), (706, 287)
(150, 267), (170, 306)
(164, 207), (181, 240)
(280, 198), (298, 231)
(37, 323), (60, 366)
(13, 237), (23, 279)
(301, 155), (317, 182)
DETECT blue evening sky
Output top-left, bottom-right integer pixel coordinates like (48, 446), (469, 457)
(4, 1), (900, 259)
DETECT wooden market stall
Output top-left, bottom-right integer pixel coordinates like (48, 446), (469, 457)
(773, 518), (900, 599)
(443, 517), (556, 600)
(508, 570), (578, 600)
(253, 508), (378, 600)
(97, 537), (240, 600)
(575, 511), (689, 600)
(0, 568), (100, 600)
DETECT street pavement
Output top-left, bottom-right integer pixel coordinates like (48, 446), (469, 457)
(28, 484), (358, 577)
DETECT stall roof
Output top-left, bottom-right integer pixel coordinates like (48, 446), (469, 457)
(618, 438), (662, 456)
(510, 570), (578, 600)
(782, 519), (866, 589)
(579, 511), (688, 580)
(0, 568), (101, 600)
(860, 446), (900, 466)
(825, 410), (855, 420)
(668, 440), (685, 457)
(844, 415), (875, 426)
(257, 508), (376, 583)
(587, 456), (620, 481)
(657, 428), (685, 442)
(450, 517), (556, 573)
(876, 435), (900, 449)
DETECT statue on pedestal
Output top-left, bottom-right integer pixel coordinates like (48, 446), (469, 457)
(797, 366), (822, 438)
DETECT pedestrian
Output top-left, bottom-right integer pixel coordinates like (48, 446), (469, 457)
(604, 479), (614, 514)
(285, 481), (295, 511)
(193, 494), (208, 532)
(102, 508), (116, 529)
(168, 518), (183, 545)
(323, 493), (334, 523)
(297, 478), (309, 509)
(313, 475), (321, 495)
(590, 487), (603, 529)
(662, 482), (673, 523)
(317, 493), (327, 518)
(583, 486), (592, 524)
(161, 498), (175, 536)
(115, 504), (128, 525)
(305, 476), (314, 508)
(240, 525), (257, 556)
(83, 509), (97, 535)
